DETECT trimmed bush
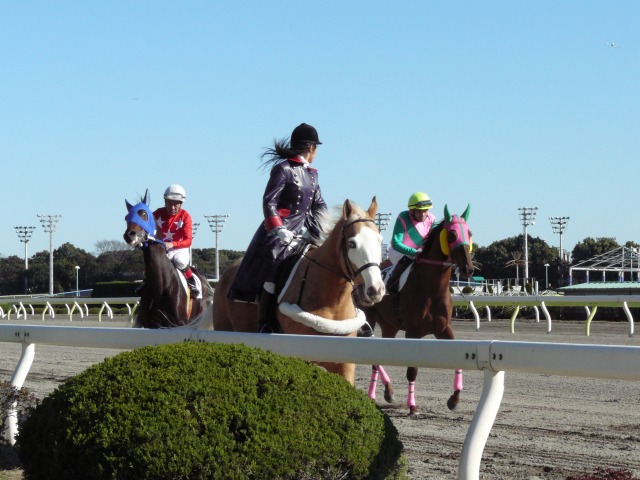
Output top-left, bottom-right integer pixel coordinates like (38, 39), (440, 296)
(17, 343), (405, 480)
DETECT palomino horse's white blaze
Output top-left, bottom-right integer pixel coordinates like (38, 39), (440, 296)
(346, 223), (385, 305)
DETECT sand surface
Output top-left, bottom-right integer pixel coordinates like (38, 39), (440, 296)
(2, 316), (640, 479)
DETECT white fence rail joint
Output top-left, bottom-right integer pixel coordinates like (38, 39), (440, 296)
(2, 324), (640, 480)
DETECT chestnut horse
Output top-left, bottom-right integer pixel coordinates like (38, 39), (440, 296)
(361, 204), (475, 414)
(123, 190), (214, 329)
(213, 198), (385, 384)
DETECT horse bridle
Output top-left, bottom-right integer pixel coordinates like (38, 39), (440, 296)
(128, 227), (163, 250)
(303, 217), (381, 284)
(340, 218), (381, 282)
(414, 218), (471, 269)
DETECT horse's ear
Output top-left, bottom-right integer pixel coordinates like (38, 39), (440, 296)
(444, 204), (452, 223)
(343, 199), (353, 219)
(143, 189), (150, 206)
(126, 200), (133, 211)
(461, 204), (471, 221)
(368, 196), (378, 218)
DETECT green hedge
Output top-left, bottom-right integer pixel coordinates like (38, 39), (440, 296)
(91, 281), (139, 298)
(17, 343), (405, 480)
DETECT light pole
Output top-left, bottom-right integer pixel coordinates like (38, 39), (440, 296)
(549, 216), (570, 262)
(75, 266), (80, 296)
(15, 226), (36, 294)
(205, 214), (230, 281)
(38, 214), (62, 296)
(544, 263), (549, 290)
(375, 212), (392, 259)
(518, 207), (538, 282)
(190, 222), (200, 265)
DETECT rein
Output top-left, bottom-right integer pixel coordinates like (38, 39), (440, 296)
(302, 217), (380, 284)
(414, 257), (454, 268)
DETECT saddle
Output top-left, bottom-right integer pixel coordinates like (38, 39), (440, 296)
(260, 239), (312, 332)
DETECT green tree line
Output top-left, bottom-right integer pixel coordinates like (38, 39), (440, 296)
(1, 235), (637, 296)
(0, 240), (243, 296)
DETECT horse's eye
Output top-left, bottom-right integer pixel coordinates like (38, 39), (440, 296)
(137, 209), (148, 221)
(447, 230), (458, 243)
(348, 239), (357, 249)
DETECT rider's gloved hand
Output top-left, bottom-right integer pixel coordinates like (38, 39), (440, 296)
(276, 227), (294, 244)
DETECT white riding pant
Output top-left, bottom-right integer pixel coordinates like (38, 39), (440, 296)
(166, 247), (190, 271)
(387, 247), (405, 266)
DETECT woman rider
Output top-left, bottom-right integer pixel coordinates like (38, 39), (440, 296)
(228, 123), (328, 332)
(385, 192), (437, 294)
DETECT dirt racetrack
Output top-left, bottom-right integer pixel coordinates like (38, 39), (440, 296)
(2, 316), (640, 479)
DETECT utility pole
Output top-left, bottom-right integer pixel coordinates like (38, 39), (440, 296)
(38, 214), (62, 296)
(190, 222), (200, 265)
(14, 226), (36, 294)
(375, 212), (392, 259)
(518, 207), (537, 282)
(549, 216), (570, 262)
(204, 214), (230, 281)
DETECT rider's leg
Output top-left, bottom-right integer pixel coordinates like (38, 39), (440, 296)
(258, 282), (280, 333)
(386, 255), (413, 295)
(170, 249), (200, 297)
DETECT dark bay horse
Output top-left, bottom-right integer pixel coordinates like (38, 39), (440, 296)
(213, 198), (386, 384)
(362, 204), (475, 414)
(123, 190), (213, 329)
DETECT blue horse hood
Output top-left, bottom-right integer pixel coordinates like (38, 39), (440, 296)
(125, 200), (157, 236)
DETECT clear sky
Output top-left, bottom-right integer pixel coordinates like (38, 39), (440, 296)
(2, 2), (638, 261)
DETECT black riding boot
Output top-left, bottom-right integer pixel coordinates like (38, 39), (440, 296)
(386, 255), (413, 295)
(186, 276), (199, 297)
(258, 290), (280, 334)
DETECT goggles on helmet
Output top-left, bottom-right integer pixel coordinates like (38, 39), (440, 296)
(410, 200), (433, 209)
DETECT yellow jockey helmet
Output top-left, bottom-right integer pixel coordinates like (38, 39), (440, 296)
(408, 192), (433, 211)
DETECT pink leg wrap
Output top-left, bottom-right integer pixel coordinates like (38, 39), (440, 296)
(378, 365), (391, 385)
(454, 369), (464, 391)
(407, 381), (416, 408)
(368, 368), (379, 399)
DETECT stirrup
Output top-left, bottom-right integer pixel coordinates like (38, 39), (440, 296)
(259, 324), (275, 334)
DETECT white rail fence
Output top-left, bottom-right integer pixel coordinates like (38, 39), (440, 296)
(3, 294), (639, 337)
(0, 297), (140, 322)
(2, 324), (640, 480)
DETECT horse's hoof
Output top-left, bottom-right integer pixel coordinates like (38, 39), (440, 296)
(447, 390), (462, 411)
(384, 385), (395, 403)
(408, 405), (418, 415)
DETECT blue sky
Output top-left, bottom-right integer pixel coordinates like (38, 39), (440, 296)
(2, 2), (638, 261)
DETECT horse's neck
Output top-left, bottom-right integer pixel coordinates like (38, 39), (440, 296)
(416, 243), (452, 293)
(144, 243), (175, 289)
(300, 246), (354, 312)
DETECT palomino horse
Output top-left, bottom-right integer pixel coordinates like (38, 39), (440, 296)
(123, 190), (213, 329)
(361, 204), (475, 414)
(213, 198), (386, 384)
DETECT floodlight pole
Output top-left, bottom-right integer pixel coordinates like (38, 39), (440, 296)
(190, 222), (200, 265)
(38, 214), (62, 296)
(375, 212), (393, 259)
(14, 226), (36, 294)
(549, 216), (570, 262)
(205, 214), (230, 281)
(518, 207), (538, 281)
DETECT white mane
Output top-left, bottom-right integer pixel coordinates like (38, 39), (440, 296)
(314, 202), (366, 245)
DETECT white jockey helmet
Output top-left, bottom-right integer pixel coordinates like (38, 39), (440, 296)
(164, 184), (186, 202)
